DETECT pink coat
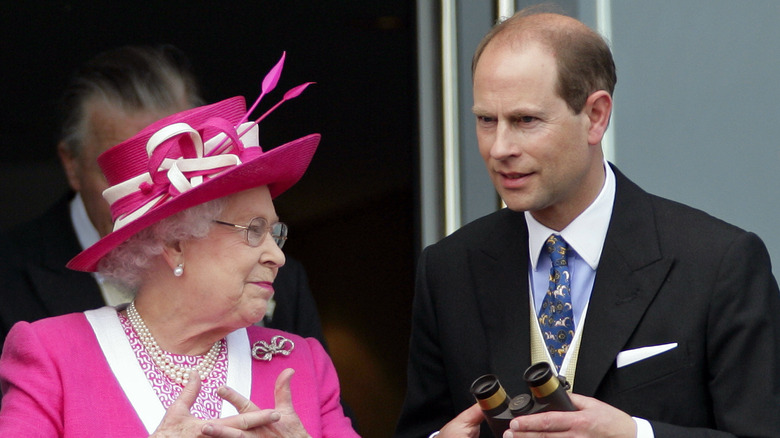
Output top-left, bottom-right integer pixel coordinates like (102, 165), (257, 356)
(0, 308), (359, 437)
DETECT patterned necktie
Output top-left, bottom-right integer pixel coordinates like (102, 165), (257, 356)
(538, 234), (575, 372)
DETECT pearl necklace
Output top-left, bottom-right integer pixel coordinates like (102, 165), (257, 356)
(126, 302), (222, 386)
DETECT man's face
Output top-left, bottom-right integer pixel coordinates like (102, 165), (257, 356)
(59, 102), (182, 237)
(472, 41), (605, 230)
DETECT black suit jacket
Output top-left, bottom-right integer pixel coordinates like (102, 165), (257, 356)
(395, 166), (780, 437)
(0, 194), (328, 350)
(0, 195), (103, 348)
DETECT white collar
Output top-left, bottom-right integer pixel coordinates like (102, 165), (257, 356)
(69, 192), (101, 251)
(85, 307), (251, 434)
(526, 160), (616, 271)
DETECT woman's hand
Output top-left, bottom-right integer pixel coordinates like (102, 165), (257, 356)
(149, 372), (214, 437)
(202, 368), (310, 438)
(149, 369), (310, 438)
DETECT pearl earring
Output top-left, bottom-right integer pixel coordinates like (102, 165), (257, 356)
(173, 264), (184, 277)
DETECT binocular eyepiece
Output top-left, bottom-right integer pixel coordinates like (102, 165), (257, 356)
(470, 362), (576, 437)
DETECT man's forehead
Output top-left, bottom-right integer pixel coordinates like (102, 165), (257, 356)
(84, 102), (180, 155)
(475, 39), (557, 86)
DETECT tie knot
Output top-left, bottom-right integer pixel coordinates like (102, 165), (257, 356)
(545, 234), (568, 267)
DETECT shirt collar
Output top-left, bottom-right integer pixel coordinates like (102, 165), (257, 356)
(70, 192), (101, 251)
(526, 160), (616, 271)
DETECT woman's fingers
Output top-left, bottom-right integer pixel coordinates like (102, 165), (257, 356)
(217, 385), (258, 414)
(203, 369), (304, 437)
(214, 385), (281, 430)
(171, 371), (202, 412)
(273, 368), (295, 410)
(149, 372), (203, 436)
(201, 410), (281, 437)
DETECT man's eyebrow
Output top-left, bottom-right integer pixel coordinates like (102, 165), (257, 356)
(471, 106), (492, 115)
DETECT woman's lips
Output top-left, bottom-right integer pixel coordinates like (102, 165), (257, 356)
(251, 281), (275, 294)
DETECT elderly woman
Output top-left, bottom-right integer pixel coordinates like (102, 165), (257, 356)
(0, 56), (359, 437)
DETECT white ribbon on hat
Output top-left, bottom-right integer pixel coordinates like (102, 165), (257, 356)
(103, 121), (259, 231)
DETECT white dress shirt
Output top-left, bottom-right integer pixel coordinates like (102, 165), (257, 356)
(524, 161), (653, 438)
(70, 193), (132, 306)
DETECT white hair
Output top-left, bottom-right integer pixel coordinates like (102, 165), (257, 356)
(98, 197), (227, 292)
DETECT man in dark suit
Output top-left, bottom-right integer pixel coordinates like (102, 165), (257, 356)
(0, 46), (329, 351)
(395, 9), (780, 438)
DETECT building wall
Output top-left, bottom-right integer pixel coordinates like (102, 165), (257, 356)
(610, 1), (780, 267)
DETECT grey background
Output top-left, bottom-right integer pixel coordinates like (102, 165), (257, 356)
(611, 1), (780, 269)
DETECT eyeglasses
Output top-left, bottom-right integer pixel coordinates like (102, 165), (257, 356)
(213, 217), (288, 249)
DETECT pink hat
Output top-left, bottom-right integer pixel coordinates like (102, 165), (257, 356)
(67, 54), (319, 272)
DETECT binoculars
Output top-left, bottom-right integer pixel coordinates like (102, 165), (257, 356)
(470, 362), (576, 437)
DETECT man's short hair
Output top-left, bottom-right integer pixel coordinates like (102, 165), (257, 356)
(472, 7), (616, 114)
(59, 45), (203, 157)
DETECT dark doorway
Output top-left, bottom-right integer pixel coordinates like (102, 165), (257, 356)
(1, 1), (418, 435)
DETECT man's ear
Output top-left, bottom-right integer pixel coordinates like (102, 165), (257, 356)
(58, 141), (81, 192)
(584, 90), (613, 146)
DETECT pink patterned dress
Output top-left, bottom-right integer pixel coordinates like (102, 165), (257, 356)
(118, 312), (229, 419)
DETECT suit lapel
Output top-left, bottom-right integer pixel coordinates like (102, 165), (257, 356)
(29, 262), (104, 315)
(472, 210), (532, 392)
(30, 200), (105, 316)
(573, 167), (674, 396)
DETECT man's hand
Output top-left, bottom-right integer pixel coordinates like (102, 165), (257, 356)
(503, 393), (636, 438)
(437, 403), (485, 438)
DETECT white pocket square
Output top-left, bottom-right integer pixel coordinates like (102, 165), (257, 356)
(616, 343), (678, 368)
